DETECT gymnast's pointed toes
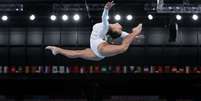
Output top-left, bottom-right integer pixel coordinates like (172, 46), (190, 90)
(138, 23), (143, 28)
(45, 46), (49, 49)
(45, 46), (54, 50)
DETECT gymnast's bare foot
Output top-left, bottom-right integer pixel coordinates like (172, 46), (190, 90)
(132, 23), (142, 36)
(45, 46), (61, 55)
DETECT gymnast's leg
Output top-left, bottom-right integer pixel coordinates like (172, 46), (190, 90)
(45, 47), (101, 61)
(98, 24), (142, 57)
(46, 24), (142, 60)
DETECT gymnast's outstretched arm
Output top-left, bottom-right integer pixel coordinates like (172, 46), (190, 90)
(102, 6), (109, 26)
(102, 1), (115, 27)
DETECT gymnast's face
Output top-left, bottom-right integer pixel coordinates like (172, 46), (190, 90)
(110, 23), (123, 34)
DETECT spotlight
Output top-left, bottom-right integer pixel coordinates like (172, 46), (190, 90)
(168, 6), (172, 10)
(16, 8), (19, 11)
(29, 14), (35, 21)
(192, 14), (199, 21)
(73, 14), (80, 21)
(62, 14), (68, 21)
(176, 14), (182, 21)
(1, 15), (8, 21)
(126, 15), (133, 21)
(50, 15), (57, 21)
(114, 14), (121, 21)
(148, 14), (153, 20)
(176, 7), (180, 10)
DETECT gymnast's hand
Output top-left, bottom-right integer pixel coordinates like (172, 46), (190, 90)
(105, 1), (115, 10)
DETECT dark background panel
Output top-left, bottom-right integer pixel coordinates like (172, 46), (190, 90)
(10, 47), (25, 65)
(126, 47), (145, 65)
(144, 28), (168, 45)
(0, 27), (200, 65)
(163, 47), (179, 65)
(10, 28), (26, 45)
(44, 47), (60, 65)
(198, 29), (201, 65)
(199, 47), (201, 66)
(165, 28), (182, 45)
(181, 28), (198, 45)
(144, 47), (163, 65)
(44, 28), (60, 45)
(0, 47), (8, 65)
(27, 47), (43, 65)
(27, 28), (43, 45)
(61, 28), (77, 46)
(179, 47), (198, 65)
(108, 54), (128, 65)
(0, 29), (9, 45)
(198, 28), (201, 45)
(77, 29), (90, 46)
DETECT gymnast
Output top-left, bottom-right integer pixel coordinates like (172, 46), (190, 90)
(46, 1), (142, 61)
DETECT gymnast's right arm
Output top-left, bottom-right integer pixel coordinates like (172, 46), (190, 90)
(101, 8), (109, 26)
(102, 1), (115, 26)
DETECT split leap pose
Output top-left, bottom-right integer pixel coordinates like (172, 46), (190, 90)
(46, 1), (142, 61)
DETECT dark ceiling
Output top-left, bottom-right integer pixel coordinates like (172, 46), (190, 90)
(0, 0), (201, 27)
(0, 0), (201, 3)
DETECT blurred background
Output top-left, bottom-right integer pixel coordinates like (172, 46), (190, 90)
(0, 0), (201, 100)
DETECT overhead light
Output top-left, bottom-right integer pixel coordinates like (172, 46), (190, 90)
(192, 14), (199, 21)
(1, 15), (8, 21)
(176, 7), (180, 10)
(168, 6), (172, 10)
(62, 14), (68, 21)
(148, 14), (153, 20)
(176, 14), (182, 21)
(126, 15), (133, 21)
(29, 14), (35, 21)
(50, 15), (57, 21)
(73, 14), (80, 21)
(114, 14), (121, 21)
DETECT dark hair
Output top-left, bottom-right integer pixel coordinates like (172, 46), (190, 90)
(106, 28), (121, 39)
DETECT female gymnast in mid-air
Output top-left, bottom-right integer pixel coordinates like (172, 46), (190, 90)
(46, 1), (142, 61)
